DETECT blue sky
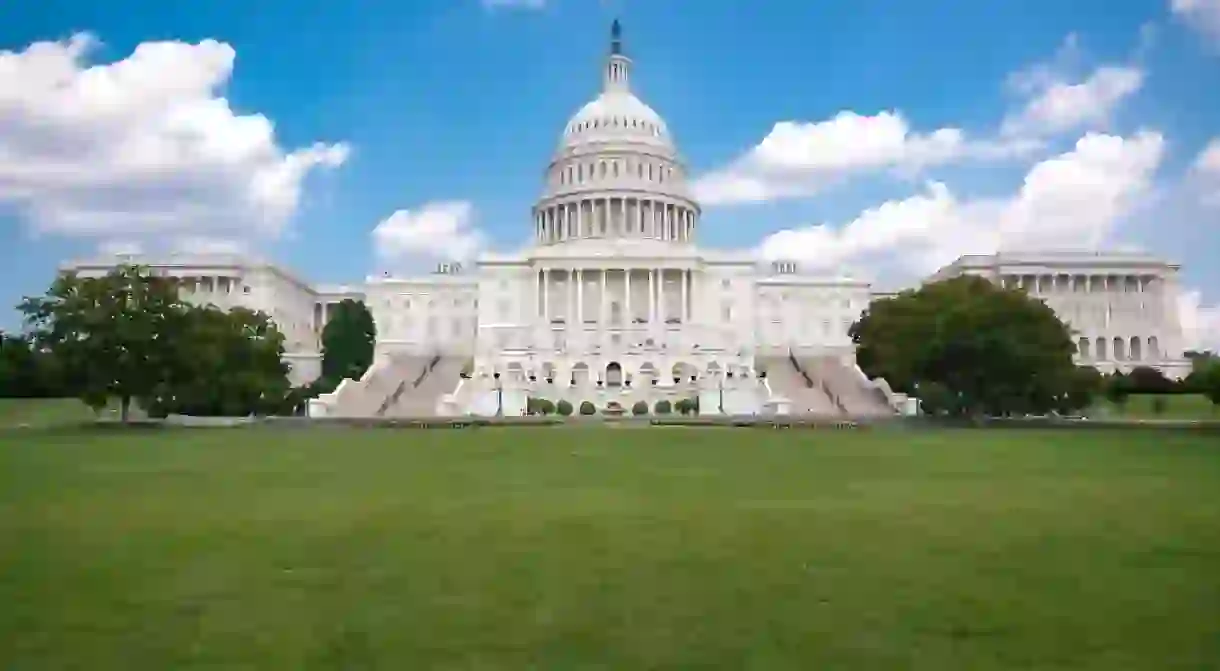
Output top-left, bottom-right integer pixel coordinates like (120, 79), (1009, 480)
(2, 0), (1219, 344)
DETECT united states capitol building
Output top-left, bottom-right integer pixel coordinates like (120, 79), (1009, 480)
(64, 22), (1192, 417)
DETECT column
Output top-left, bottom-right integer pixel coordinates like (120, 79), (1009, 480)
(601, 268), (608, 322)
(680, 269), (688, 323)
(535, 269), (541, 320)
(648, 268), (656, 324)
(577, 268), (584, 325)
(656, 268), (664, 323)
(542, 269), (550, 322)
(625, 269), (633, 324)
(568, 269), (576, 324)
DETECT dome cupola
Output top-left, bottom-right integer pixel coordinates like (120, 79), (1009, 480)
(533, 21), (700, 247)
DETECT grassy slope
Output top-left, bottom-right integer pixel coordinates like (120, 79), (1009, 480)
(1, 427), (1218, 669)
(1092, 393), (1217, 419)
(0, 398), (100, 428)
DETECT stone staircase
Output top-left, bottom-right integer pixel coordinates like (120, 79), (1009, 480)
(382, 357), (464, 417)
(323, 355), (427, 417)
(801, 356), (895, 417)
(757, 356), (840, 415)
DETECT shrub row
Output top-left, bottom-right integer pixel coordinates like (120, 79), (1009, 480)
(527, 397), (700, 416)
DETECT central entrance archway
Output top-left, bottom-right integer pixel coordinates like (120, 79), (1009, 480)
(605, 361), (623, 387)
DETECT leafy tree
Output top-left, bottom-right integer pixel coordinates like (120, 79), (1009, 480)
(1063, 366), (1104, 415)
(320, 299), (376, 384)
(19, 266), (183, 421)
(537, 399), (555, 415)
(0, 332), (65, 398)
(579, 400), (596, 415)
(851, 276), (1077, 416)
(556, 399), (573, 416)
(654, 399), (672, 415)
(146, 306), (290, 417)
(1196, 361), (1220, 413)
(915, 381), (955, 416)
(1103, 372), (1132, 413)
(1127, 366), (1174, 395)
(632, 400), (649, 415)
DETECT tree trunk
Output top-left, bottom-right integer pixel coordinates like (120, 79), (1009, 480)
(121, 396), (130, 423)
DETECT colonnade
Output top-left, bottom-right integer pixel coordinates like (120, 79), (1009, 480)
(534, 197), (696, 244)
(1003, 273), (1159, 293)
(536, 267), (694, 325)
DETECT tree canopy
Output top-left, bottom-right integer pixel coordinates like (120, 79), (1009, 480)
(850, 275), (1081, 416)
(16, 264), (298, 420)
(320, 299), (376, 384)
(144, 305), (291, 417)
(1195, 359), (1220, 411)
(19, 266), (184, 420)
(0, 332), (65, 398)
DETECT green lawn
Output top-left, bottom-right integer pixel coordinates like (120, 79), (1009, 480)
(0, 397), (103, 428)
(2, 427), (1219, 669)
(1092, 393), (1217, 419)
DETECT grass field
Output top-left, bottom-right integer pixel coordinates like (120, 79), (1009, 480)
(1092, 393), (1217, 419)
(0, 397), (104, 428)
(2, 426), (1218, 669)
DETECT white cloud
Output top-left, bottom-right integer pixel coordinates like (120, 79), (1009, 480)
(1001, 65), (1143, 137)
(1189, 137), (1220, 206)
(1178, 289), (1220, 351)
(371, 201), (485, 263)
(693, 34), (1149, 207)
(1194, 138), (1220, 174)
(691, 111), (1030, 206)
(1171, 0), (1220, 42)
(0, 33), (349, 244)
(758, 131), (1165, 278)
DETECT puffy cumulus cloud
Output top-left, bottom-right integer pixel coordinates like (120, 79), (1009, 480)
(695, 35), (1148, 208)
(1001, 65), (1144, 137)
(757, 131), (1165, 278)
(997, 131), (1164, 249)
(1178, 289), (1220, 351)
(1001, 33), (1144, 138)
(0, 33), (349, 244)
(1186, 138), (1220, 206)
(96, 236), (251, 258)
(1172, 0), (1220, 42)
(1196, 138), (1220, 174)
(372, 201), (486, 264)
(691, 111), (1032, 206)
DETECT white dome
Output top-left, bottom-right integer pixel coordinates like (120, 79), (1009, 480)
(561, 91), (673, 150)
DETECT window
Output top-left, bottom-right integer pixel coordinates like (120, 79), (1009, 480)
(721, 278), (731, 289)
(722, 302), (733, 322)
